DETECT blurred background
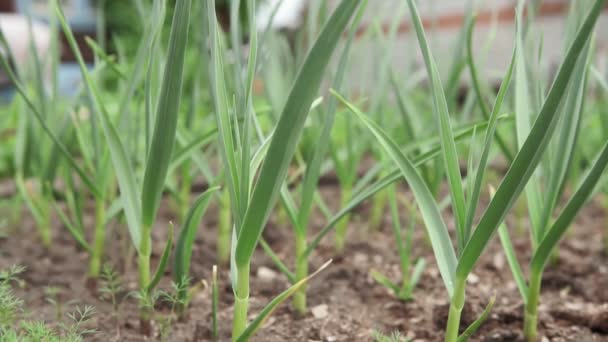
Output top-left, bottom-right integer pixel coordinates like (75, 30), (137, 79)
(1, 0), (607, 98)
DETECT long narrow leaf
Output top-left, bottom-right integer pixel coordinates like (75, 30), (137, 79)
(54, 0), (143, 249)
(304, 117), (511, 259)
(334, 90), (457, 296)
(141, 0), (192, 229)
(457, 294), (496, 342)
(208, 0), (242, 227)
(465, 17), (514, 161)
(0, 49), (101, 198)
(234, 0), (362, 268)
(531, 140), (608, 273)
(464, 41), (517, 241)
(456, 0), (605, 280)
(538, 40), (591, 238)
(168, 130), (217, 174)
(497, 223), (528, 301)
(298, 0), (368, 228)
(173, 187), (220, 284)
(147, 223), (174, 292)
(514, 7), (543, 242)
(53, 202), (91, 253)
(407, 0), (467, 252)
(260, 239), (296, 283)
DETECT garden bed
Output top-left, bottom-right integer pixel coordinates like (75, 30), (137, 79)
(1, 185), (607, 341)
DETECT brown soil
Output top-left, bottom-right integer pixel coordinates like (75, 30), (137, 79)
(1, 185), (607, 341)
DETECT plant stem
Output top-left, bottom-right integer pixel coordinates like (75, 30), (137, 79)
(139, 235), (152, 288)
(88, 199), (106, 280)
(335, 184), (352, 252)
(41, 216), (52, 247)
(293, 232), (308, 314)
(232, 263), (250, 341)
(369, 187), (387, 231)
(179, 161), (192, 222)
(604, 196), (608, 254)
(212, 266), (219, 342)
(10, 195), (22, 227)
(399, 216), (413, 293)
(218, 190), (231, 264)
(445, 277), (467, 342)
(38, 201), (52, 248)
(138, 230), (152, 335)
(275, 201), (289, 226)
(524, 271), (542, 342)
(604, 229), (608, 256)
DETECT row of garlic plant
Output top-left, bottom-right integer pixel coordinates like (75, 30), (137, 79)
(334, 0), (607, 341)
(247, 0), (489, 314)
(0, 0), (215, 334)
(2, 0), (608, 341)
(206, 0), (368, 338)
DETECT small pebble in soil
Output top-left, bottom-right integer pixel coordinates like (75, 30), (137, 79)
(565, 301), (583, 311)
(353, 253), (368, 265)
(410, 316), (423, 324)
(311, 304), (329, 319)
(492, 253), (505, 270)
(257, 266), (279, 282)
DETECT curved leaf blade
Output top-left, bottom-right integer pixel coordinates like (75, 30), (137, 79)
(141, 0), (192, 228)
(406, 0), (467, 252)
(234, 0), (363, 268)
(304, 117), (510, 259)
(457, 293), (496, 342)
(464, 40), (517, 241)
(298, 0), (368, 228)
(173, 187), (220, 285)
(333, 90), (457, 297)
(531, 140), (608, 273)
(456, 0), (606, 280)
(54, 0), (143, 249)
(235, 260), (332, 342)
(147, 223), (174, 292)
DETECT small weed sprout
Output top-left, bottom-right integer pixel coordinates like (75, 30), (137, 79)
(44, 287), (64, 322)
(372, 330), (411, 342)
(99, 264), (123, 333)
(0, 266), (95, 341)
(0, 265), (25, 328)
(0, 285), (23, 328)
(371, 196), (425, 301)
(132, 289), (157, 318)
(0, 266), (25, 285)
(19, 321), (58, 341)
(62, 305), (97, 339)
(0, 277), (24, 329)
(157, 280), (190, 341)
(99, 264), (122, 312)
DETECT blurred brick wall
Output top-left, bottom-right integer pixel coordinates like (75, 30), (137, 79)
(326, 0), (608, 88)
(0, 0), (15, 12)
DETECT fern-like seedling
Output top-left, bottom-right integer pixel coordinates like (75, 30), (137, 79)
(372, 330), (412, 342)
(0, 265), (25, 327)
